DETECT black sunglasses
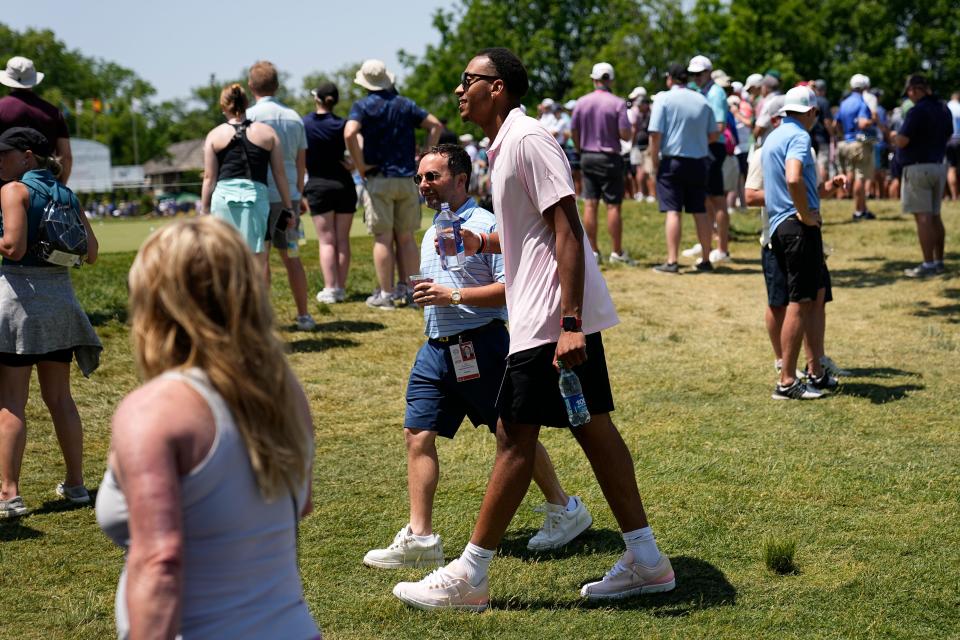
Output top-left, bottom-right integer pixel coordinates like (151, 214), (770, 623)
(460, 72), (501, 90)
(413, 170), (443, 185)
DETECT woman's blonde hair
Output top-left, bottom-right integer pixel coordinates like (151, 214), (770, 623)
(219, 83), (249, 117)
(128, 217), (310, 499)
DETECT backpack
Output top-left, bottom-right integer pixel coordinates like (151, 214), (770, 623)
(20, 173), (88, 267)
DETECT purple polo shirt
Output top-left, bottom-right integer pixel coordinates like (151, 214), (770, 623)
(570, 89), (629, 154)
(0, 90), (70, 145)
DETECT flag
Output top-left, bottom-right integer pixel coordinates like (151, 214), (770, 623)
(92, 98), (102, 114)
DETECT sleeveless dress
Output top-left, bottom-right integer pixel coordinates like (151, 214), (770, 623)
(95, 368), (319, 639)
(210, 121), (272, 252)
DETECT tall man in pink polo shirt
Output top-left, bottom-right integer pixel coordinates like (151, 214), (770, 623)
(571, 62), (634, 265)
(393, 47), (675, 611)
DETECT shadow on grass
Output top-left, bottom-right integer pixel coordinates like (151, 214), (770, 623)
(490, 556), (736, 615)
(0, 519), (43, 540)
(87, 308), (128, 326)
(842, 367), (919, 378)
(498, 527), (624, 560)
(288, 337), (360, 353)
(313, 320), (387, 333)
(913, 299), (960, 323)
(838, 382), (924, 404)
(29, 488), (99, 517)
(828, 259), (917, 289)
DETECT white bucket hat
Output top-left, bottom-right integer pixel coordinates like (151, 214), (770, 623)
(354, 59), (395, 92)
(1, 56), (44, 89)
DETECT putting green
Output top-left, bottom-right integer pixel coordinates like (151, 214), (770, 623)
(92, 208), (434, 254)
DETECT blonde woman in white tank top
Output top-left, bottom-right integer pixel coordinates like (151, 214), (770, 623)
(95, 217), (320, 640)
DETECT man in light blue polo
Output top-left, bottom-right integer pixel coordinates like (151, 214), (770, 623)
(246, 60), (314, 330)
(762, 87), (829, 401)
(648, 63), (716, 274)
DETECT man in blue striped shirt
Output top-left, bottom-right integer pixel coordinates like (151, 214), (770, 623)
(364, 144), (591, 570)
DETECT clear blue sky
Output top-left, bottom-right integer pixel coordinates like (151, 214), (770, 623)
(4, 0), (448, 103)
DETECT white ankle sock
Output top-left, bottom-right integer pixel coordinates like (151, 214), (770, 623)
(411, 532), (436, 544)
(565, 496), (579, 512)
(457, 542), (494, 584)
(622, 526), (661, 567)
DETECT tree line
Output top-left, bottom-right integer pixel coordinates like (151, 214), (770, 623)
(3, 0), (959, 165)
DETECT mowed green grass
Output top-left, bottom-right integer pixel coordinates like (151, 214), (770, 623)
(3, 198), (959, 639)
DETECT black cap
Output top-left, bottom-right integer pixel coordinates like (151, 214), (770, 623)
(902, 73), (928, 97)
(311, 81), (339, 104)
(0, 127), (51, 155)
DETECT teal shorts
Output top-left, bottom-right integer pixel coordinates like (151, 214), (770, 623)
(211, 179), (269, 253)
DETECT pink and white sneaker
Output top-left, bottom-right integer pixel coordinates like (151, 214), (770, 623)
(580, 551), (676, 600)
(393, 561), (489, 612)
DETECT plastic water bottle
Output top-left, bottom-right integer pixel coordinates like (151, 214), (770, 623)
(435, 202), (464, 271)
(286, 227), (299, 258)
(558, 360), (591, 427)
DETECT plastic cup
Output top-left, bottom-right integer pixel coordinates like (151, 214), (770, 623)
(408, 274), (433, 287)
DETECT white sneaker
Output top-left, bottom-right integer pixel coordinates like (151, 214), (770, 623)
(363, 525), (445, 569)
(527, 496), (593, 551)
(580, 551), (676, 600)
(296, 314), (317, 331)
(608, 251), (637, 266)
(708, 248), (731, 264)
(645, 195), (656, 203)
(681, 243), (702, 258)
(393, 561), (489, 611)
(334, 288), (346, 302)
(365, 290), (396, 311)
(316, 288), (338, 304)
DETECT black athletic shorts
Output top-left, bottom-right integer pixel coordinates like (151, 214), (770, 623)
(706, 142), (727, 196)
(304, 177), (358, 215)
(657, 156), (707, 213)
(0, 349), (73, 367)
(771, 216), (827, 303)
(736, 151), (748, 176)
(565, 148), (581, 171)
(945, 139), (960, 169)
(580, 152), (625, 204)
(762, 244), (832, 307)
(496, 332), (615, 429)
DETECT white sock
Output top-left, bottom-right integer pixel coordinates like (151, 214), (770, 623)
(411, 532), (437, 544)
(622, 526), (661, 567)
(565, 496), (579, 512)
(456, 542), (494, 585)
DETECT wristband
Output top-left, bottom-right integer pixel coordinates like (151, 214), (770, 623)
(478, 232), (487, 254)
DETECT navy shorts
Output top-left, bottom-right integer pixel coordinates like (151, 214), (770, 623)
(657, 156), (707, 213)
(945, 139), (960, 170)
(706, 142), (727, 196)
(496, 332), (615, 429)
(771, 217), (827, 303)
(762, 245), (832, 307)
(565, 148), (581, 171)
(404, 321), (508, 438)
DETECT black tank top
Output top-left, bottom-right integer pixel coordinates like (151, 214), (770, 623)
(216, 121), (270, 185)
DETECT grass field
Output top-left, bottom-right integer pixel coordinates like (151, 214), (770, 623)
(3, 198), (960, 639)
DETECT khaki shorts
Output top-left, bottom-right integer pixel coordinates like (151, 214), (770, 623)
(901, 163), (946, 215)
(629, 147), (654, 174)
(362, 176), (422, 235)
(837, 140), (875, 180)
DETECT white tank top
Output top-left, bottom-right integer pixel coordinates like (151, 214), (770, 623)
(95, 369), (318, 640)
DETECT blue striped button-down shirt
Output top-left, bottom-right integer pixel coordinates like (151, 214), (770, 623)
(421, 198), (507, 339)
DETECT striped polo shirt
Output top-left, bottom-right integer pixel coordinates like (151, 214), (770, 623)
(420, 198), (507, 339)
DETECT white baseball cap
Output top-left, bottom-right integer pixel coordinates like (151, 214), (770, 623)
(540, 98), (556, 108)
(687, 55), (712, 74)
(778, 86), (816, 116)
(731, 81), (744, 94)
(564, 99), (578, 110)
(628, 86), (647, 100)
(458, 133), (475, 144)
(850, 73), (870, 90)
(590, 62), (615, 80)
(744, 73), (764, 90)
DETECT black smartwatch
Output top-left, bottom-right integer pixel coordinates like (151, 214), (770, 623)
(561, 316), (582, 332)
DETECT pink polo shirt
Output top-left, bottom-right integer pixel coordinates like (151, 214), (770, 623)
(487, 108), (619, 355)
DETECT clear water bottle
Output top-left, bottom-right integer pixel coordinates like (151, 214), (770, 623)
(286, 226), (299, 259)
(558, 360), (591, 427)
(435, 202), (464, 272)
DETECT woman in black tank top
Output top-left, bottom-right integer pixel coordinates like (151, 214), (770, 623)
(200, 84), (292, 261)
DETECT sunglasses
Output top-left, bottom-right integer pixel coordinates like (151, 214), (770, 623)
(460, 72), (501, 91)
(413, 170), (443, 185)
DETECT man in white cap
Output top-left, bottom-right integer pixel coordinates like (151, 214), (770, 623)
(761, 87), (832, 400)
(571, 62), (633, 264)
(0, 56), (72, 182)
(346, 59), (442, 309)
(627, 86), (655, 202)
(538, 98), (561, 142)
(685, 55), (732, 265)
(837, 73), (877, 221)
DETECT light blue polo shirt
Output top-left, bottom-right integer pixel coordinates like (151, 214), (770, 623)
(420, 198), (508, 339)
(246, 96), (307, 202)
(648, 86), (713, 159)
(703, 81), (728, 127)
(761, 117), (819, 236)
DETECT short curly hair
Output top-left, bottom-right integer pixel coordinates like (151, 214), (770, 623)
(427, 143), (472, 182)
(477, 48), (528, 104)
